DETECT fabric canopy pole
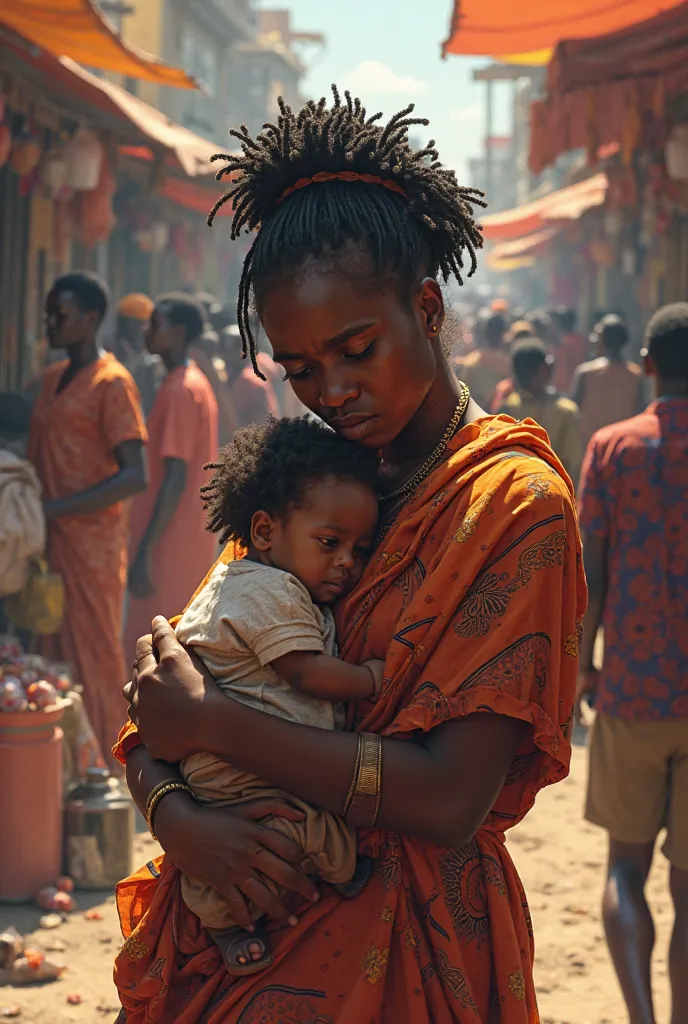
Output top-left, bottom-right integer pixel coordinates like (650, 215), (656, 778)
(442, 0), (686, 60)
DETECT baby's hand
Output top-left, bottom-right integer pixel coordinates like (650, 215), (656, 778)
(362, 659), (385, 702)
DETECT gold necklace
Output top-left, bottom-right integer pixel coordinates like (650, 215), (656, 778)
(379, 382), (470, 504)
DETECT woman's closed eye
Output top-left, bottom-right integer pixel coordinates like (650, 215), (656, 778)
(282, 364), (314, 382)
(344, 339), (377, 362)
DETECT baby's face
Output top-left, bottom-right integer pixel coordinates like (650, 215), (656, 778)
(268, 476), (378, 605)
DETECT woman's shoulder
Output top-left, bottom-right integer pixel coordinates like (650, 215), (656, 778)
(454, 425), (574, 503)
(437, 444), (576, 554)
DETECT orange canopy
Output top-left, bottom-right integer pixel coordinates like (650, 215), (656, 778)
(486, 227), (557, 271)
(61, 59), (219, 176)
(529, 2), (688, 172)
(0, 0), (197, 89)
(480, 174), (607, 242)
(442, 0), (686, 60)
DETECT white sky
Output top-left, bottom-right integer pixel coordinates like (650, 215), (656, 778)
(258, 0), (512, 187)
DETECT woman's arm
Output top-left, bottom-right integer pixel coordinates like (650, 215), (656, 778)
(133, 619), (528, 848)
(44, 440), (147, 520)
(124, 742), (319, 926)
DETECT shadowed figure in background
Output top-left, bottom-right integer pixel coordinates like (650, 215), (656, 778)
(551, 306), (589, 395)
(28, 272), (147, 767)
(571, 315), (644, 451)
(497, 338), (582, 486)
(114, 293), (162, 418)
(456, 309), (510, 411)
(577, 303), (688, 1024)
(219, 324), (279, 430)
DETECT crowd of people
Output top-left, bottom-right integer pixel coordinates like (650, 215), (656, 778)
(456, 295), (688, 1023)
(0, 271), (297, 770)
(454, 301), (648, 487)
(0, 86), (685, 1022)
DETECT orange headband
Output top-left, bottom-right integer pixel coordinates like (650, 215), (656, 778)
(278, 170), (407, 204)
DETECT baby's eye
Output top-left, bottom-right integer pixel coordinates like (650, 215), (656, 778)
(318, 537), (338, 549)
(355, 546), (373, 559)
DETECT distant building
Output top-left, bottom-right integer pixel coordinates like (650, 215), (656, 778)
(105, 0), (255, 141)
(107, 3), (323, 139)
(469, 136), (514, 213)
(233, 9), (325, 132)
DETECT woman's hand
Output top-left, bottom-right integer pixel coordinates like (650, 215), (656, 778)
(154, 791), (320, 928)
(126, 616), (226, 761)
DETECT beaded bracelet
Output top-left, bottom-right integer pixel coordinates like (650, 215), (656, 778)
(145, 779), (192, 842)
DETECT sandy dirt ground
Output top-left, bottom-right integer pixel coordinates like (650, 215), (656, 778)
(0, 729), (674, 1023)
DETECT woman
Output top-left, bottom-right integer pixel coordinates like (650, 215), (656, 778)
(117, 89), (586, 1023)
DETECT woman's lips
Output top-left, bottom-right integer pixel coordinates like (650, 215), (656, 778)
(329, 414), (378, 441)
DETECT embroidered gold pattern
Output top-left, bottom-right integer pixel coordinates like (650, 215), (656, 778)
(361, 945), (389, 984)
(508, 968), (526, 1001)
(453, 491), (494, 544)
(564, 619), (584, 656)
(121, 936), (150, 961)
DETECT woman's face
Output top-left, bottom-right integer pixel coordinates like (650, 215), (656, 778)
(260, 260), (445, 449)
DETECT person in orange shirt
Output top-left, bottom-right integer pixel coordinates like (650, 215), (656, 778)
(124, 294), (218, 662)
(28, 272), (147, 766)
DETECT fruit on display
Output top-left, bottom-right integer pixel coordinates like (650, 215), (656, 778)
(0, 638), (71, 712)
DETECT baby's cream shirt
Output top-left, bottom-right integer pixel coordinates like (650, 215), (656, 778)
(175, 560), (344, 730)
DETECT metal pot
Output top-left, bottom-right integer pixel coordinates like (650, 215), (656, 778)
(64, 766), (134, 890)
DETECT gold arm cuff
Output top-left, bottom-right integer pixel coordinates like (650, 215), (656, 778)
(342, 734), (363, 818)
(345, 732), (382, 829)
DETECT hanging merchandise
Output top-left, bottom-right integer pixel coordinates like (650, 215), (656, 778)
(0, 123), (11, 168)
(65, 128), (103, 192)
(665, 126), (688, 182)
(621, 247), (637, 276)
(150, 222), (169, 252)
(40, 146), (68, 197)
(9, 129), (41, 178)
(73, 155), (115, 248)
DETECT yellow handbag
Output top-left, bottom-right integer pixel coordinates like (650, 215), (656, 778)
(6, 557), (65, 636)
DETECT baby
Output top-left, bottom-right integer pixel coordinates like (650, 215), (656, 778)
(174, 415), (382, 976)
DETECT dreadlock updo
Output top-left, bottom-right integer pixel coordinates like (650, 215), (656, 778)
(208, 86), (485, 378)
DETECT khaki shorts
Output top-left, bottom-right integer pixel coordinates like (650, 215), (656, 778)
(586, 712), (688, 871)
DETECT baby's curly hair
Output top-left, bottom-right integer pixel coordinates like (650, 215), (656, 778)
(202, 416), (380, 546)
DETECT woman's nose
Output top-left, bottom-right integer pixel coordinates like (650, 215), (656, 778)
(319, 370), (358, 409)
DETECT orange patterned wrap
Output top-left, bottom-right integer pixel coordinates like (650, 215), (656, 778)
(114, 417), (586, 1024)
